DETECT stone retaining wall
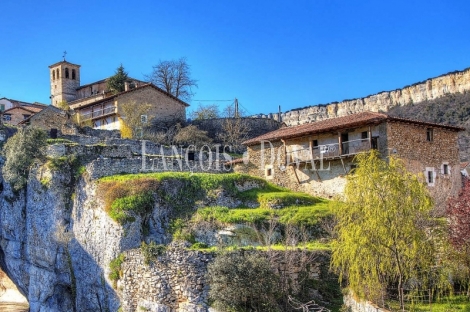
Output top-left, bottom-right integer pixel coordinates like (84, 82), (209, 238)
(121, 246), (214, 312)
(343, 293), (390, 312)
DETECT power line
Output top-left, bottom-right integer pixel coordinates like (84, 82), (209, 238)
(192, 100), (232, 102)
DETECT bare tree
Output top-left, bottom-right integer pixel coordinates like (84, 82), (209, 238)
(217, 102), (251, 152)
(146, 58), (198, 101)
(190, 103), (220, 120)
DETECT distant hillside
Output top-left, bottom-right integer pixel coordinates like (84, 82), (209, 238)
(388, 91), (470, 161)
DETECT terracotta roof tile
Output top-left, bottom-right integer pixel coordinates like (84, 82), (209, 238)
(3, 105), (44, 114)
(69, 83), (190, 110)
(243, 111), (464, 146)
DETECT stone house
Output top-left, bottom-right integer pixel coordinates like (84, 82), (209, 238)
(18, 105), (75, 135)
(240, 111), (463, 210)
(48, 60), (188, 131)
(0, 98), (47, 125)
(2, 106), (44, 126)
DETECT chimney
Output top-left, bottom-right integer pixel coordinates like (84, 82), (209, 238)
(124, 82), (129, 92)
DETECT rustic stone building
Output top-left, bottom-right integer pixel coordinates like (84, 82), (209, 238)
(0, 98), (47, 125)
(2, 105), (43, 126)
(239, 111), (463, 211)
(48, 59), (188, 130)
(18, 105), (75, 134)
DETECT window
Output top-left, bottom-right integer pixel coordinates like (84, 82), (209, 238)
(425, 167), (435, 186)
(56, 68), (60, 79)
(361, 131), (368, 139)
(265, 165), (273, 179)
(0, 104), (4, 112)
(52, 70), (55, 80)
(442, 163), (450, 175)
(3, 114), (11, 121)
(141, 115), (148, 123)
(72, 69), (76, 80)
(426, 128), (433, 142)
(313, 139), (318, 147)
(23, 114), (31, 119)
(428, 171), (433, 184)
(65, 68), (69, 79)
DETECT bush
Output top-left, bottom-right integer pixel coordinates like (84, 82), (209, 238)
(109, 253), (125, 287)
(109, 192), (154, 224)
(207, 251), (280, 311)
(2, 127), (47, 191)
(190, 242), (209, 249)
(98, 178), (160, 224)
(141, 241), (166, 265)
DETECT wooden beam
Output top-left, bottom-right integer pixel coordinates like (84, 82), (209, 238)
(338, 132), (343, 155)
(340, 157), (347, 174)
(281, 139), (287, 166)
(293, 167), (301, 184)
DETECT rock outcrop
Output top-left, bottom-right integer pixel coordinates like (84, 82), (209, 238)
(264, 67), (470, 126)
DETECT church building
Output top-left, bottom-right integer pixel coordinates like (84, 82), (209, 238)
(48, 59), (188, 130)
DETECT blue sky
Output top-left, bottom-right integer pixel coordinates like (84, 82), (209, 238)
(1, 0), (469, 116)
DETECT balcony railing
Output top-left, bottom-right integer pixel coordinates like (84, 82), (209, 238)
(80, 106), (116, 121)
(287, 138), (372, 163)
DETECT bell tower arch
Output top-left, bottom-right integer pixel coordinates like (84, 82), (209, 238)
(49, 59), (81, 107)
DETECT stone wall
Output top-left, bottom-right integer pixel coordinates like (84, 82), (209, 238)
(386, 121), (461, 213)
(121, 245), (214, 312)
(192, 118), (283, 142)
(344, 293), (390, 312)
(46, 141), (233, 179)
(262, 67), (470, 126)
(27, 107), (70, 131)
(76, 127), (121, 139)
(120, 246), (332, 312)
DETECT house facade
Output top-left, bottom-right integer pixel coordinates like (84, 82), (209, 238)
(49, 60), (188, 130)
(239, 112), (463, 212)
(0, 98), (47, 125)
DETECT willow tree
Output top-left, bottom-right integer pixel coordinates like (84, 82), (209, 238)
(331, 151), (435, 309)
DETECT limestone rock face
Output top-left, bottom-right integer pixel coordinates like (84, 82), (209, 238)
(280, 68), (470, 126)
(0, 157), (212, 311)
(0, 157), (129, 311)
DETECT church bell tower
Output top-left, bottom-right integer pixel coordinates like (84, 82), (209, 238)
(49, 56), (80, 107)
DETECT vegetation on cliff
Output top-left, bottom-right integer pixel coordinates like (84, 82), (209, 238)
(98, 172), (334, 245)
(2, 127), (47, 191)
(100, 172), (340, 310)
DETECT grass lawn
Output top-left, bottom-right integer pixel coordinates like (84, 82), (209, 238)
(386, 295), (470, 311)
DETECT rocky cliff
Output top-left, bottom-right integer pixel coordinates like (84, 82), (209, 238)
(0, 138), (337, 311)
(262, 67), (470, 126)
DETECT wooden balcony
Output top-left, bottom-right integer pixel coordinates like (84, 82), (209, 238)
(287, 138), (375, 164)
(80, 106), (117, 121)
